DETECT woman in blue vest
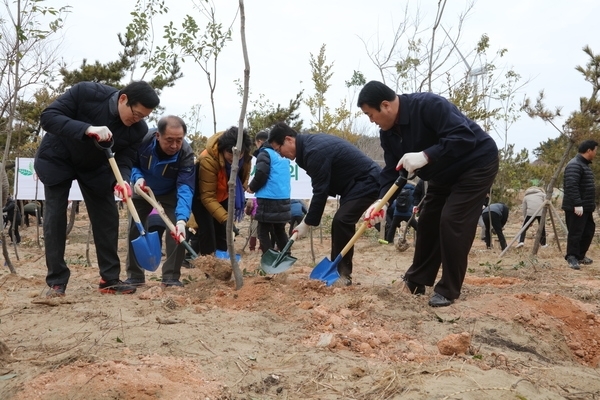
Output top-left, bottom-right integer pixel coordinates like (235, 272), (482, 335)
(248, 140), (292, 254)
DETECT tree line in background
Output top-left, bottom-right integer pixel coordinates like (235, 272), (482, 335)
(1, 0), (599, 209)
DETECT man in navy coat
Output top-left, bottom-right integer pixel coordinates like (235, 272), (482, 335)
(35, 81), (160, 297)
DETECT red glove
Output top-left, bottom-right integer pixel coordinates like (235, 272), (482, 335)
(114, 182), (132, 200)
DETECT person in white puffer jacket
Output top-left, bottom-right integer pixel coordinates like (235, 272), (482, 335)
(517, 187), (547, 248)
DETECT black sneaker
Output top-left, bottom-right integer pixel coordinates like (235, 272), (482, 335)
(123, 278), (146, 287)
(98, 279), (136, 294)
(428, 292), (454, 307)
(579, 257), (593, 265)
(566, 256), (580, 270)
(46, 284), (66, 298)
(161, 279), (184, 288)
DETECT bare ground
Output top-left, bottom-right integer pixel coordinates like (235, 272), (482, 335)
(1, 203), (600, 400)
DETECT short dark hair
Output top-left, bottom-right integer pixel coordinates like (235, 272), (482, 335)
(217, 126), (251, 154)
(357, 80), (397, 111)
(157, 115), (187, 135)
(255, 130), (269, 142)
(268, 122), (297, 145)
(120, 81), (160, 109)
(578, 140), (598, 154)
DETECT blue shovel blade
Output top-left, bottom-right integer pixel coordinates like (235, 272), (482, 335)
(215, 249), (241, 263)
(132, 231), (162, 272)
(310, 255), (341, 286)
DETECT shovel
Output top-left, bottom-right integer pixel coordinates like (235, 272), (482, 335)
(310, 170), (411, 286)
(397, 196), (425, 252)
(260, 232), (298, 274)
(134, 186), (199, 259)
(94, 139), (162, 271)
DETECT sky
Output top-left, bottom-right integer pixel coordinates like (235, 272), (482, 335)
(38, 0), (600, 155)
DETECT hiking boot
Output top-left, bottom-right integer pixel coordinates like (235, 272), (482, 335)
(579, 257), (593, 265)
(123, 278), (146, 287)
(98, 279), (136, 294)
(402, 276), (425, 295)
(161, 279), (184, 288)
(566, 256), (580, 270)
(46, 284), (66, 298)
(428, 292), (454, 307)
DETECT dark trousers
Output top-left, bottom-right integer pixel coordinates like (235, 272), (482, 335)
(519, 215), (546, 245)
(7, 221), (20, 243)
(192, 198), (227, 255)
(385, 214), (417, 243)
(404, 158), (498, 300)
(482, 211), (507, 250)
(289, 215), (304, 236)
(126, 192), (185, 281)
(565, 210), (595, 260)
(257, 221), (288, 254)
(332, 194), (378, 277)
(44, 179), (120, 286)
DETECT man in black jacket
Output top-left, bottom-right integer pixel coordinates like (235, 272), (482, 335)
(358, 80), (498, 307)
(268, 122), (381, 286)
(35, 81), (160, 297)
(562, 140), (598, 270)
(3, 196), (21, 244)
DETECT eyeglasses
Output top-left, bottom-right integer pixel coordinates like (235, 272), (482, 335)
(272, 140), (286, 155)
(129, 104), (148, 121)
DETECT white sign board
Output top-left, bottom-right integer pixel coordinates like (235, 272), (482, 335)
(247, 157), (314, 200)
(14, 158), (84, 201)
(14, 156), (317, 202)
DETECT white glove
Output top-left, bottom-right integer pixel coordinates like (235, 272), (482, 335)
(134, 178), (149, 194)
(175, 220), (187, 243)
(293, 221), (310, 239)
(85, 126), (113, 142)
(413, 206), (419, 214)
(113, 182), (132, 200)
(574, 206), (583, 216)
(396, 151), (428, 175)
(364, 200), (387, 226)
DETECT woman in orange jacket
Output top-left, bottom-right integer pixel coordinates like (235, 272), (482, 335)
(192, 127), (252, 255)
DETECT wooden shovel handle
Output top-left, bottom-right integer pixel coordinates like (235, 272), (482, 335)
(338, 172), (408, 257)
(107, 157), (144, 228)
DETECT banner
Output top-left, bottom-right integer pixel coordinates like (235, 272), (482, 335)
(246, 157), (314, 200)
(14, 158), (84, 201)
(14, 156), (316, 201)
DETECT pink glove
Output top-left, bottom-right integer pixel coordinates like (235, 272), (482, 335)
(114, 182), (132, 200)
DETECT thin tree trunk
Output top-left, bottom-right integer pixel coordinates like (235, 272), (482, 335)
(532, 140), (574, 255)
(226, 0), (250, 290)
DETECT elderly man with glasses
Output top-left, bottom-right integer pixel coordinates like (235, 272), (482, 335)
(35, 80), (160, 298)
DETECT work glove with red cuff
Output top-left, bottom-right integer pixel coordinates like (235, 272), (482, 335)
(171, 220), (187, 243)
(114, 182), (132, 200)
(396, 151), (428, 175)
(85, 126), (113, 142)
(134, 178), (149, 194)
(292, 221), (310, 239)
(364, 200), (387, 227)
